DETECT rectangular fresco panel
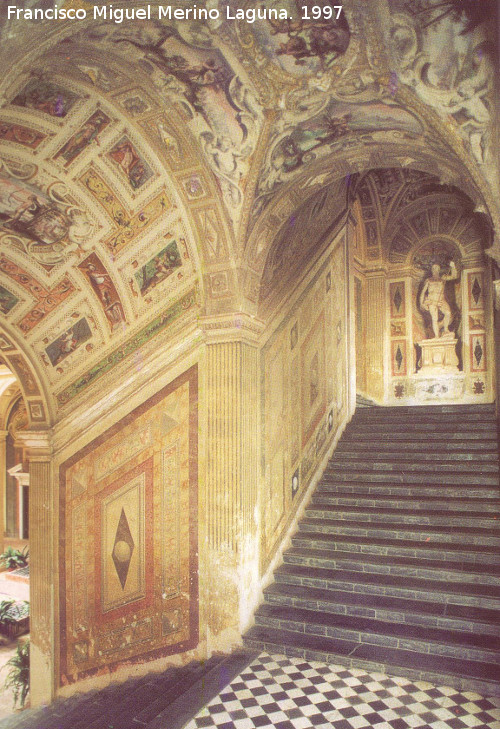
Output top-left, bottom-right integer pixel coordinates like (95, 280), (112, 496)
(470, 333), (487, 372)
(0, 284), (19, 314)
(468, 272), (485, 311)
(301, 312), (326, 447)
(390, 281), (405, 318)
(11, 79), (79, 117)
(108, 136), (153, 190)
(55, 110), (111, 166)
(99, 470), (147, 614)
(59, 366), (198, 684)
(0, 122), (46, 148)
(45, 318), (92, 366)
(134, 240), (182, 296)
(391, 340), (407, 377)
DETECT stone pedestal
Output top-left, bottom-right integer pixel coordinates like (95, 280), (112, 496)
(418, 338), (459, 375)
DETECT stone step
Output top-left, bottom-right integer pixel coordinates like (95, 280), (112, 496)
(274, 563), (500, 609)
(316, 481), (500, 498)
(263, 582), (500, 637)
(321, 469), (498, 484)
(325, 461), (499, 474)
(353, 404), (496, 416)
(336, 440), (498, 452)
(243, 626), (500, 697)
(352, 412), (496, 424)
(332, 450), (499, 462)
(304, 504), (500, 528)
(291, 531), (500, 565)
(348, 420), (495, 431)
(343, 430), (496, 441)
(282, 547), (500, 586)
(254, 604), (500, 663)
(311, 493), (500, 512)
(247, 403), (500, 699)
(298, 517), (500, 546)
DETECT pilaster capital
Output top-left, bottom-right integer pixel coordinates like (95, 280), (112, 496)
(364, 266), (389, 280)
(199, 312), (265, 346)
(15, 429), (52, 461)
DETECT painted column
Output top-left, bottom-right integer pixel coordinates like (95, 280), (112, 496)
(365, 270), (387, 403)
(16, 430), (54, 707)
(200, 314), (262, 651)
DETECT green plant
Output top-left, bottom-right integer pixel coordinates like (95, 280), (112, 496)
(0, 600), (16, 623)
(0, 546), (29, 570)
(0, 600), (29, 624)
(3, 639), (29, 709)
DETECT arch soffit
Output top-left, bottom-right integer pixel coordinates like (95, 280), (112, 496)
(242, 137), (492, 310)
(0, 324), (52, 428)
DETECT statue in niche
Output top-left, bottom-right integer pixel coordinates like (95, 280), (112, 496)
(419, 261), (459, 339)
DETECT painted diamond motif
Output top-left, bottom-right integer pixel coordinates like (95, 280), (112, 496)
(472, 277), (482, 305)
(395, 346), (403, 371)
(393, 287), (403, 313)
(474, 340), (483, 367)
(112, 508), (135, 589)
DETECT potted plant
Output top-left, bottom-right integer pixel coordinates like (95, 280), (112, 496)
(0, 546), (29, 571)
(0, 600), (29, 640)
(3, 639), (29, 709)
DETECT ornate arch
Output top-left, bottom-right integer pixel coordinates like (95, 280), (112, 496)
(0, 325), (51, 427)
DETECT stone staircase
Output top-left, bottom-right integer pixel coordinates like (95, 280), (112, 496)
(244, 404), (500, 697)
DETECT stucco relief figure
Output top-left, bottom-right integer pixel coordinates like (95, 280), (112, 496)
(419, 261), (458, 339)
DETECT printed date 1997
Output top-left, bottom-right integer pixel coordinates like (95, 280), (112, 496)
(300, 6), (343, 20)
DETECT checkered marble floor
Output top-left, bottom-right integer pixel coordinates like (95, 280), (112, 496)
(183, 652), (500, 729)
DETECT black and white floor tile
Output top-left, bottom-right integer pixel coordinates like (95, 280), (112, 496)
(183, 653), (500, 729)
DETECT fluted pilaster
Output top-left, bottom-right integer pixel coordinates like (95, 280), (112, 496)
(16, 430), (54, 707)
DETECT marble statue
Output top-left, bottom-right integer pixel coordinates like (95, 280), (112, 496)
(419, 261), (458, 339)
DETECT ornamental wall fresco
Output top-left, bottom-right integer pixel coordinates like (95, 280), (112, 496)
(261, 230), (348, 571)
(59, 366), (198, 685)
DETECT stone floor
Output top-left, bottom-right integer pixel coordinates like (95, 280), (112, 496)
(184, 653), (500, 729)
(1, 652), (500, 729)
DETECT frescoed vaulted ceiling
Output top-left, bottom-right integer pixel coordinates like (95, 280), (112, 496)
(0, 0), (497, 422)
